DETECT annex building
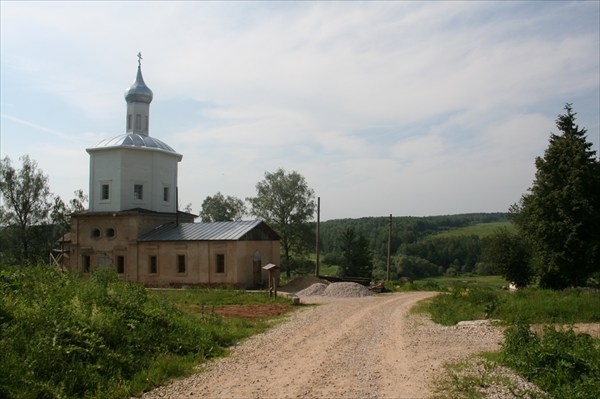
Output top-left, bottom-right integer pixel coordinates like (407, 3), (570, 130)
(69, 59), (280, 288)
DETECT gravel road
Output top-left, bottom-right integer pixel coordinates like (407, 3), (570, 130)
(143, 292), (503, 399)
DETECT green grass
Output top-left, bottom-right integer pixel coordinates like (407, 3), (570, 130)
(433, 221), (515, 238)
(388, 275), (507, 292)
(502, 323), (600, 398)
(0, 266), (297, 399)
(154, 287), (291, 307)
(421, 285), (600, 398)
(413, 286), (600, 326)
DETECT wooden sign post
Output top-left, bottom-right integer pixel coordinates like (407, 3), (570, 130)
(262, 263), (280, 298)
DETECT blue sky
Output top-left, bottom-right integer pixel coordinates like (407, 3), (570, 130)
(1, 1), (599, 221)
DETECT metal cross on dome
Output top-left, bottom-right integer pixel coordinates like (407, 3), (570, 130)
(137, 52), (143, 67)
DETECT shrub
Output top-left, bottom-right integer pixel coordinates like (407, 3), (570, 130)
(0, 265), (232, 398)
(502, 324), (600, 398)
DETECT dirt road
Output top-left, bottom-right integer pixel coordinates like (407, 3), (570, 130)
(143, 292), (503, 399)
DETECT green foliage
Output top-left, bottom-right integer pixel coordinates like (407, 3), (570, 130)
(0, 265), (277, 398)
(199, 192), (246, 222)
(338, 228), (372, 278)
(502, 324), (600, 398)
(401, 235), (483, 274)
(416, 286), (600, 326)
(432, 221), (515, 238)
(0, 155), (53, 263)
(512, 104), (600, 289)
(394, 254), (439, 280)
(247, 168), (316, 277)
(497, 288), (600, 324)
(482, 228), (533, 287)
(416, 288), (502, 325)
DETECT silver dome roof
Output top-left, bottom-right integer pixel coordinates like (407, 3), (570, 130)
(88, 133), (181, 158)
(124, 66), (153, 104)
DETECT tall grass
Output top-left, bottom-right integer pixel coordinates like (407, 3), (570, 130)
(0, 266), (284, 399)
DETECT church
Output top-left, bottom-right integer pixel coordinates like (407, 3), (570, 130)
(69, 58), (280, 288)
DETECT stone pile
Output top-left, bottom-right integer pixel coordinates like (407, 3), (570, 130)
(298, 282), (374, 298)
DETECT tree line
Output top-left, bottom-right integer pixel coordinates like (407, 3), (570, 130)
(3, 104), (598, 289)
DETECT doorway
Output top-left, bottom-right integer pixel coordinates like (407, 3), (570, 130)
(253, 250), (262, 287)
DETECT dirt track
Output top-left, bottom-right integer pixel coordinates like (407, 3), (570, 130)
(143, 292), (504, 399)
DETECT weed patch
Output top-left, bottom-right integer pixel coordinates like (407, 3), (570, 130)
(501, 323), (600, 399)
(0, 266), (290, 398)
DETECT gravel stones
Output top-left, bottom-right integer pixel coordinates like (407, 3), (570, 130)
(281, 276), (330, 293)
(298, 282), (374, 298)
(296, 282), (328, 296)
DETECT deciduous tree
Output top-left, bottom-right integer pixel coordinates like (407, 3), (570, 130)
(511, 104), (600, 288)
(247, 168), (316, 277)
(0, 155), (53, 263)
(200, 192), (246, 222)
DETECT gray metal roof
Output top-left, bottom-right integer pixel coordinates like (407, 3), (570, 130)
(87, 133), (181, 157)
(137, 220), (280, 242)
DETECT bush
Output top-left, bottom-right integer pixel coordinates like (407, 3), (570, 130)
(0, 265), (232, 398)
(502, 323), (600, 398)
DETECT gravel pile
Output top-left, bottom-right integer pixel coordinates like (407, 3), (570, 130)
(281, 276), (330, 293)
(296, 283), (328, 296)
(298, 282), (374, 298)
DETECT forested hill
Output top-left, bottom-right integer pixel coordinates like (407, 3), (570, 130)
(319, 212), (509, 255)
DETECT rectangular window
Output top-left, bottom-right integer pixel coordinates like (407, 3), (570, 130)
(135, 114), (142, 130)
(134, 184), (143, 200)
(101, 184), (110, 200)
(116, 256), (125, 274)
(163, 186), (169, 202)
(215, 254), (225, 274)
(144, 116), (149, 131)
(127, 114), (132, 130)
(149, 255), (158, 274)
(177, 255), (186, 274)
(82, 255), (91, 273)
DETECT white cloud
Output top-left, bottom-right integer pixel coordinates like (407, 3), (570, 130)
(1, 1), (598, 219)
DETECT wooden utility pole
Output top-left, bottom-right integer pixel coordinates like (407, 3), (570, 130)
(315, 197), (321, 277)
(386, 214), (392, 281)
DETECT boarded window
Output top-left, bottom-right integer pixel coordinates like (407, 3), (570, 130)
(82, 255), (91, 273)
(177, 255), (186, 273)
(149, 255), (158, 274)
(134, 184), (143, 200)
(116, 256), (125, 274)
(216, 254), (225, 274)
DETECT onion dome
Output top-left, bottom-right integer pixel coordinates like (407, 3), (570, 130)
(124, 66), (153, 104)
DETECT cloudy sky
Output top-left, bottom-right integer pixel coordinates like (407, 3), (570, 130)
(1, 1), (599, 221)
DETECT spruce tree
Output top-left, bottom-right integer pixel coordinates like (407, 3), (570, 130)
(512, 104), (600, 288)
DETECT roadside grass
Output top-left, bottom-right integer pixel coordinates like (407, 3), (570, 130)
(416, 284), (600, 399)
(0, 265), (297, 399)
(154, 287), (292, 306)
(387, 275), (507, 293)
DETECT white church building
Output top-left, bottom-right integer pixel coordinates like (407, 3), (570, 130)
(69, 58), (280, 288)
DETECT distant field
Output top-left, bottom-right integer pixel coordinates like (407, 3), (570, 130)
(432, 221), (514, 238)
